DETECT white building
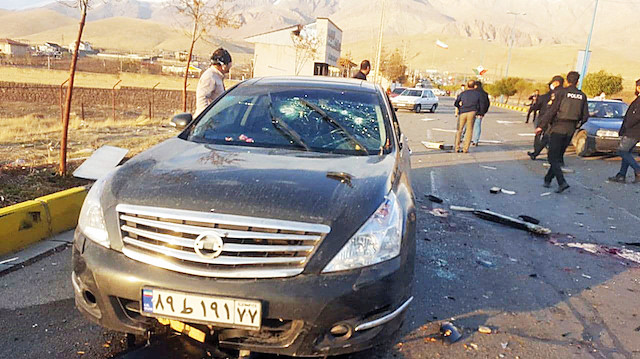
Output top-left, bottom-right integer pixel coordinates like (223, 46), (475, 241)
(245, 18), (342, 78)
(69, 41), (94, 53)
(0, 38), (29, 57)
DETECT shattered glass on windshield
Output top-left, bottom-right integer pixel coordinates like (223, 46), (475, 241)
(189, 86), (389, 155)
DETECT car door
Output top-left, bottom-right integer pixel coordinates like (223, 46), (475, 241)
(420, 90), (429, 106)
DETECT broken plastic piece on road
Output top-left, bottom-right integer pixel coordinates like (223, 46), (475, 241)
(500, 189), (516, 195)
(490, 187), (501, 194)
(481, 165), (497, 170)
(421, 141), (454, 151)
(429, 208), (450, 218)
(473, 209), (551, 235)
(541, 192), (552, 197)
(501, 342), (509, 349)
(478, 326), (492, 334)
(425, 194), (444, 203)
(519, 215), (541, 225)
(582, 274), (592, 279)
(469, 343), (479, 350)
(556, 242), (640, 264)
(450, 205), (475, 212)
(440, 322), (462, 343)
(477, 259), (496, 268)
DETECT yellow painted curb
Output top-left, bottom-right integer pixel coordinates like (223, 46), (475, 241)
(0, 186), (87, 256)
(491, 102), (528, 113)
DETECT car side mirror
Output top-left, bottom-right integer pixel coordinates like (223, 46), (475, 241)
(170, 113), (192, 129)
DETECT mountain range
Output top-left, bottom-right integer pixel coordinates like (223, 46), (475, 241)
(1, 0), (639, 81)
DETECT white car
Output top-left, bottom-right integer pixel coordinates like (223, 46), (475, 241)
(431, 88), (446, 96)
(391, 88), (439, 113)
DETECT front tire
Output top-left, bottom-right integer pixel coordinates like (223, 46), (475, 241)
(430, 104), (438, 113)
(414, 104), (421, 113)
(574, 131), (593, 157)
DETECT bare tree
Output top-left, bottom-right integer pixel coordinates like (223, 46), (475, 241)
(172, 0), (240, 112)
(291, 25), (319, 76)
(59, 0), (91, 175)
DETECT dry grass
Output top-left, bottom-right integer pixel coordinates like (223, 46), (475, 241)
(0, 113), (177, 167)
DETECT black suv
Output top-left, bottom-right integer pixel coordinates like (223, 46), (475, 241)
(72, 76), (416, 357)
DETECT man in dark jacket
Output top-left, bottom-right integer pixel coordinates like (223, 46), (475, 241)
(526, 90), (540, 123)
(454, 80), (482, 153)
(528, 75), (564, 160)
(353, 60), (371, 80)
(471, 81), (490, 146)
(536, 71), (588, 193)
(608, 78), (640, 183)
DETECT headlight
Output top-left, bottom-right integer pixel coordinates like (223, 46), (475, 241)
(596, 129), (619, 138)
(322, 192), (403, 273)
(77, 173), (111, 248)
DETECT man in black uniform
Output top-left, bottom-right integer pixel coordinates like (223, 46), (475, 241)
(608, 78), (640, 183)
(528, 75), (564, 160)
(353, 60), (371, 80)
(525, 89), (540, 123)
(536, 71), (588, 193)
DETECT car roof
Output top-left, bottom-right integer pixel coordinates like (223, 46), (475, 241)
(241, 76), (380, 93)
(404, 88), (430, 91)
(588, 98), (624, 103)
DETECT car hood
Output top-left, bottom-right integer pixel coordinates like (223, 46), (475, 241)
(586, 118), (623, 131)
(107, 138), (395, 229)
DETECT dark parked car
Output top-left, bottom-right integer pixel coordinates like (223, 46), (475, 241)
(72, 76), (416, 357)
(573, 99), (632, 157)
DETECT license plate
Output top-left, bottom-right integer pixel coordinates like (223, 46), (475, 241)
(141, 288), (261, 330)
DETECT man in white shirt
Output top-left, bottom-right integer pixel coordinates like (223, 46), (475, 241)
(195, 48), (232, 116)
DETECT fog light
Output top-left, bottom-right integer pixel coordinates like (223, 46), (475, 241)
(330, 324), (351, 338)
(84, 290), (97, 305)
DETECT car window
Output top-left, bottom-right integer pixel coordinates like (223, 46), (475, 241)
(401, 90), (422, 97)
(392, 88), (404, 94)
(189, 86), (389, 155)
(588, 102), (628, 119)
(426, 90), (434, 97)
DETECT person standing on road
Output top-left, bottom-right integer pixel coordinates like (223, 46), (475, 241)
(195, 48), (232, 116)
(471, 81), (490, 146)
(454, 80), (482, 153)
(536, 71), (588, 193)
(526, 89), (540, 123)
(353, 60), (371, 80)
(528, 76), (564, 160)
(608, 78), (640, 184)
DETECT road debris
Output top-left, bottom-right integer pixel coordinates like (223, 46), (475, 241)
(541, 192), (552, 197)
(473, 209), (551, 235)
(73, 145), (129, 180)
(440, 322), (462, 343)
(0, 257), (19, 265)
(433, 128), (457, 133)
(477, 259), (496, 268)
(421, 141), (453, 151)
(478, 326), (492, 334)
(450, 205), (475, 212)
(430, 208), (450, 218)
(479, 140), (503, 144)
(519, 215), (541, 225)
(489, 187), (516, 195)
(480, 165), (497, 170)
(582, 274), (592, 279)
(425, 194), (444, 203)
(500, 189), (516, 195)
(554, 242), (640, 264)
(501, 342), (509, 349)
(468, 343), (479, 350)
(622, 242), (640, 247)
(420, 118), (438, 122)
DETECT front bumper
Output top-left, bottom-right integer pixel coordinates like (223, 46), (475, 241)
(72, 231), (413, 357)
(392, 102), (417, 110)
(594, 136), (640, 153)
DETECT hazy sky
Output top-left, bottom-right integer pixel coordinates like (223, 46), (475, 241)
(0, 0), (163, 10)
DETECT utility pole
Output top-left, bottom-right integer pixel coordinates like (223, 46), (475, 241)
(578, 0), (599, 89)
(373, 0), (386, 84)
(504, 11), (526, 78)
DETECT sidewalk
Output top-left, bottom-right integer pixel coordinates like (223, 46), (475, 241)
(0, 230), (74, 275)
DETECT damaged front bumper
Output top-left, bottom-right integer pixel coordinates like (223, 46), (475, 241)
(71, 231), (413, 357)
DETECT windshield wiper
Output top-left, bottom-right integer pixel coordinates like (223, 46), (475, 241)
(267, 94), (310, 151)
(296, 98), (369, 155)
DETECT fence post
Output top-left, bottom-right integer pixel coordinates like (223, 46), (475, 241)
(59, 78), (69, 124)
(151, 82), (160, 119)
(81, 102), (85, 122)
(112, 79), (121, 121)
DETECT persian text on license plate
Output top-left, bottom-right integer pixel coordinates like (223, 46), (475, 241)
(141, 288), (261, 330)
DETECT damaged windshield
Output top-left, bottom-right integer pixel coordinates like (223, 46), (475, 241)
(188, 86), (389, 155)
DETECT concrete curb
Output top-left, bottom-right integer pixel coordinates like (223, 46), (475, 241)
(0, 187), (87, 256)
(491, 102), (528, 113)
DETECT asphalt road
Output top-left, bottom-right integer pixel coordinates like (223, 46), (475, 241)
(2, 97), (640, 359)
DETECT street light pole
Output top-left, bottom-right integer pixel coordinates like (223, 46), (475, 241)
(373, 0), (386, 84)
(578, 0), (599, 90)
(504, 11), (525, 78)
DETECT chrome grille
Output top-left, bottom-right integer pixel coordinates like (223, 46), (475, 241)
(116, 204), (331, 278)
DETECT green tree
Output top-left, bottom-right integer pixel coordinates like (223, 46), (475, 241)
(495, 77), (519, 102)
(484, 83), (501, 98)
(380, 48), (407, 83)
(583, 70), (623, 97)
